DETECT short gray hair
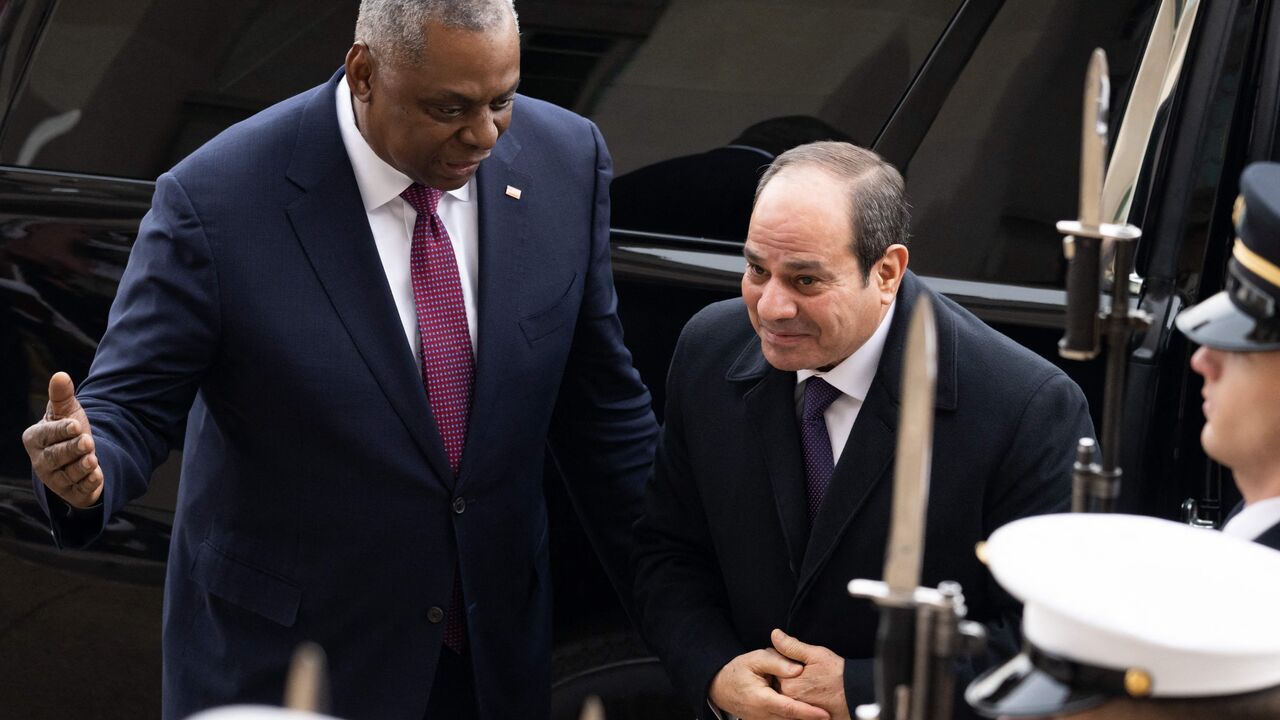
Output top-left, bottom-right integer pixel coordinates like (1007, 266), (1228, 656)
(355, 0), (519, 66)
(755, 141), (909, 284)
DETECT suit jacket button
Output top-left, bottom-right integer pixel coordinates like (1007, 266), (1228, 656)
(452, 497), (466, 514)
(427, 606), (445, 623)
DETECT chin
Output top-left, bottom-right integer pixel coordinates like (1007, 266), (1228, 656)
(1201, 427), (1228, 466)
(437, 175), (473, 190)
(761, 346), (810, 373)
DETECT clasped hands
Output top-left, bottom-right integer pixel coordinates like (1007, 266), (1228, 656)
(709, 628), (849, 720)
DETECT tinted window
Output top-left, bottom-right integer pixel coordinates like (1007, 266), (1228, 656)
(0, 0), (1159, 288)
(575, 0), (965, 241)
(0, 1), (359, 180)
(904, 0), (1159, 286)
(1, 0), (962, 219)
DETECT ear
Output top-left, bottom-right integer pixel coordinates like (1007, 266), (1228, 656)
(874, 243), (909, 301)
(344, 42), (375, 102)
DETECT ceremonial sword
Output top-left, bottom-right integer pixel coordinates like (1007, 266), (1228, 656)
(849, 297), (985, 720)
(1056, 49), (1148, 514)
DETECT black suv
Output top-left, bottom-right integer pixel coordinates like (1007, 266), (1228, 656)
(0, 1), (1273, 718)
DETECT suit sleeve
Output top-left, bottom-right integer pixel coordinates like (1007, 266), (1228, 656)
(35, 172), (219, 547)
(632, 317), (746, 713)
(546, 120), (660, 621)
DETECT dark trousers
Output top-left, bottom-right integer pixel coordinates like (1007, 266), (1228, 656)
(425, 646), (478, 720)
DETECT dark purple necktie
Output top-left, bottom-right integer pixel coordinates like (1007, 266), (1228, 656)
(401, 183), (473, 654)
(801, 377), (842, 522)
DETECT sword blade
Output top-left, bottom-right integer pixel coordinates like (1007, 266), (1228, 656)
(1079, 48), (1110, 229)
(883, 296), (938, 595)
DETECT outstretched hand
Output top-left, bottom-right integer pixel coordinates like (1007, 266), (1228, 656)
(23, 372), (103, 508)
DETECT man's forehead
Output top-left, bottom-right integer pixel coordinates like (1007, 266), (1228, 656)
(743, 241), (832, 270)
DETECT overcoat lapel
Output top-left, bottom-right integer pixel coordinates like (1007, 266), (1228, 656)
(733, 343), (808, 578)
(794, 382), (896, 603)
(791, 274), (958, 606)
(283, 75), (453, 488)
(457, 134), (529, 493)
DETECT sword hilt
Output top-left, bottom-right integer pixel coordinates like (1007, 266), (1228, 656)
(1060, 230), (1102, 360)
(849, 580), (986, 720)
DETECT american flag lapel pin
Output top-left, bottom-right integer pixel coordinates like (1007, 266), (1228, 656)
(505, 185), (522, 200)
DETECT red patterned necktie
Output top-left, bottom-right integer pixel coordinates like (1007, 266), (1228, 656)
(401, 183), (473, 654)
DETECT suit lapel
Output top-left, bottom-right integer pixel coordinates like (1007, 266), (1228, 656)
(456, 135), (529, 492)
(733, 343), (808, 578)
(284, 74), (453, 487)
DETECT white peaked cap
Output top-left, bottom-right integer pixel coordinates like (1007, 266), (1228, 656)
(966, 513), (1280, 717)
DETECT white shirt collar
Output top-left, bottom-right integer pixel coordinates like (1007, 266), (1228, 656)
(334, 80), (472, 211)
(1222, 495), (1280, 541)
(797, 300), (897, 400)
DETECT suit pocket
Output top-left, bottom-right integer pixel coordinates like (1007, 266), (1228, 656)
(190, 539), (301, 627)
(518, 272), (581, 345)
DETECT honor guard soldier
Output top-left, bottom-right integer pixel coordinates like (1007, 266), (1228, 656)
(1176, 162), (1280, 550)
(964, 513), (1280, 719)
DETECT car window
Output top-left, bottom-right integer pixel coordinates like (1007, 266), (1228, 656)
(0, 0), (962, 224)
(904, 0), (1161, 287)
(0, 0), (1161, 291)
(0, 1), (359, 180)
(581, 0), (965, 242)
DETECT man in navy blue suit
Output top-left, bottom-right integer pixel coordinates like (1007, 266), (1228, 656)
(1177, 162), (1280, 552)
(19, 1), (657, 718)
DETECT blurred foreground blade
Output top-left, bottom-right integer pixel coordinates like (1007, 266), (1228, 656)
(884, 296), (937, 595)
(579, 695), (605, 720)
(283, 642), (330, 714)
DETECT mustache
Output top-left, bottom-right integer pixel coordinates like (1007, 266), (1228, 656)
(758, 321), (813, 334)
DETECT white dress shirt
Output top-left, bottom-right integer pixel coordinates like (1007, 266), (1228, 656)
(1222, 495), (1280, 542)
(795, 300), (898, 464)
(334, 80), (480, 361)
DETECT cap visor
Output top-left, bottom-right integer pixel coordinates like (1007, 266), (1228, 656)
(965, 654), (1110, 718)
(1176, 292), (1280, 351)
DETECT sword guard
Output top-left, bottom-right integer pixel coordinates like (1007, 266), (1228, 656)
(1056, 220), (1142, 243)
(848, 579), (948, 609)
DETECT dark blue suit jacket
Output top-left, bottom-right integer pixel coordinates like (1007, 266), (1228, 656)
(633, 273), (1093, 718)
(37, 71), (657, 719)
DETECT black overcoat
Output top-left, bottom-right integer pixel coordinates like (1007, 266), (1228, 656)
(634, 272), (1094, 717)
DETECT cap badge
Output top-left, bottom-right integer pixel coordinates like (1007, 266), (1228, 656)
(1124, 668), (1153, 697)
